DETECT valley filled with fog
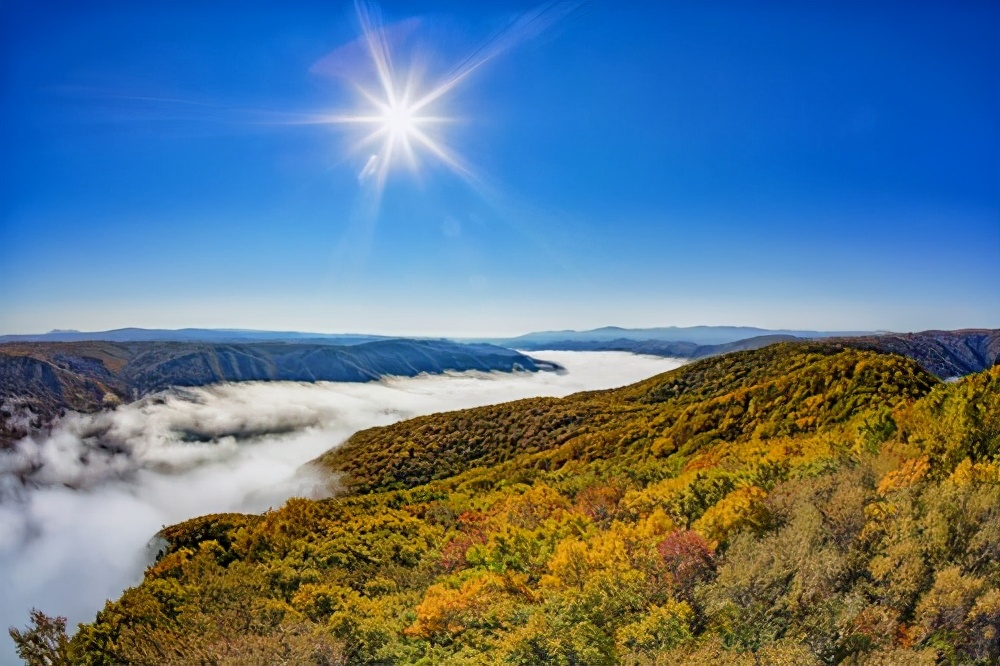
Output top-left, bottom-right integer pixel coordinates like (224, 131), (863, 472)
(0, 351), (683, 656)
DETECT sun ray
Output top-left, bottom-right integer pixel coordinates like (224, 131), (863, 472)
(408, 126), (476, 183)
(355, 1), (397, 107)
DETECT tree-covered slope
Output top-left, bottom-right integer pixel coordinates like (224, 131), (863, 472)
(14, 343), (1000, 665)
(318, 343), (935, 493)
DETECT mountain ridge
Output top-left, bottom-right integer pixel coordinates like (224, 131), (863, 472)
(493, 325), (874, 346)
(0, 327), (388, 345)
(507, 329), (1000, 379)
(0, 339), (555, 447)
(1, 324), (872, 346)
(317, 341), (937, 494)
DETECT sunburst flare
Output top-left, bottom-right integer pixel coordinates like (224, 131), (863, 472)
(314, 1), (473, 200)
(310, 1), (579, 204)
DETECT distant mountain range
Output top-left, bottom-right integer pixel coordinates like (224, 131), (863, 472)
(3, 326), (996, 377)
(0, 324), (886, 347)
(2, 325), (996, 448)
(491, 325), (874, 347)
(1, 324), (872, 346)
(0, 327), (388, 345)
(3, 325), (996, 377)
(517, 334), (801, 359)
(0, 339), (555, 447)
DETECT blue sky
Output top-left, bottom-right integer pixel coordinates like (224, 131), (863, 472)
(1, 0), (997, 336)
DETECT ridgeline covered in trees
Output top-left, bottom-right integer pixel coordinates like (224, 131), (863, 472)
(11, 342), (1000, 665)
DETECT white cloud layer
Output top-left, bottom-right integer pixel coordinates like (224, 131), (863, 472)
(0, 351), (683, 662)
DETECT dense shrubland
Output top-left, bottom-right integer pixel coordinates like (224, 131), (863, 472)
(12, 343), (1000, 665)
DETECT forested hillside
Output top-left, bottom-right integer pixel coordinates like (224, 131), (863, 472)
(13, 343), (1000, 665)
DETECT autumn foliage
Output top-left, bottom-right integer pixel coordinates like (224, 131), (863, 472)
(12, 344), (1000, 665)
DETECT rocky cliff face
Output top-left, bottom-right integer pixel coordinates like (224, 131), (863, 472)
(836, 329), (1000, 379)
(0, 339), (555, 447)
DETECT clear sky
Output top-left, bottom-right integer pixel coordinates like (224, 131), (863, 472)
(1, 0), (998, 336)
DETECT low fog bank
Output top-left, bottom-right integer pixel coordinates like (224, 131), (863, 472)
(0, 351), (684, 661)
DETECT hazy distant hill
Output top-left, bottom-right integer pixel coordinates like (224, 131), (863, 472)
(0, 339), (555, 446)
(510, 334), (799, 359)
(495, 325), (870, 347)
(1, 325), (862, 346)
(0, 327), (388, 345)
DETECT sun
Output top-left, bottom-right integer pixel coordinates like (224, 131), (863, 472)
(382, 102), (415, 138)
(311, 1), (481, 202)
(347, 85), (457, 192)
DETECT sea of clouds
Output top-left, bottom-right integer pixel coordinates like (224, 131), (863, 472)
(0, 351), (683, 662)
